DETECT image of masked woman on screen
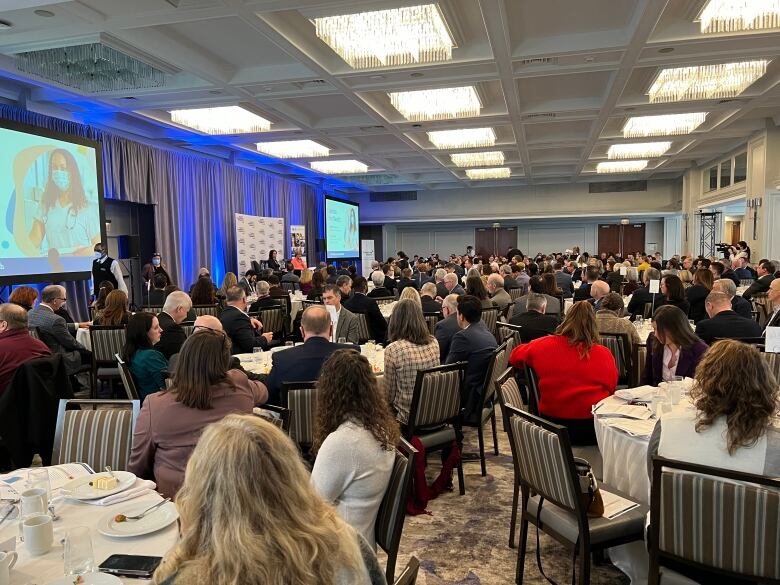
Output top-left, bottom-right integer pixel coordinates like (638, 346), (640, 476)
(28, 148), (100, 256)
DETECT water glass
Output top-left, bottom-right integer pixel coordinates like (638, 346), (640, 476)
(64, 526), (95, 576)
(337, 337), (347, 344)
(27, 469), (50, 505)
(284, 341), (294, 347)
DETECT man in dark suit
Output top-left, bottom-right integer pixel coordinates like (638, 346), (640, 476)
(344, 277), (387, 344)
(446, 295), (498, 423)
(219, 286), (273, 354)
(763, 278), (780, 333)
(337, 261), (351, 277)
(155, 291), (192, 359)
(146, 273), (168, 307)
(420, 283), (442, 313)
(382, 264), (397, 293)
(238, 270), (257, 297)
(509, 293), (558, 342)
(443, 273), (465, 296)
(396, 268), (417, 294)
(712, 279), (752, 319)
(248, 281), (284, 313)
(367, 271), (393, 298)
(553, 261), (574, 298)
(695, 291), (762, 345)
(265, 305), (353, 405)
(434, 268), (449, 298)
(336, 275), (353, 302)
(573, 267), (599, 301)
(626, 267), (662, 318)
(742, 260), (776, 301)
(434, 294), (461, 361)
(325, 266), (338, 285)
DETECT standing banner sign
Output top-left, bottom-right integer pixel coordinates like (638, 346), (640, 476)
(290, 225), (307, 265)
(361, 239), (375, 278)
(235, 213), (284, 276)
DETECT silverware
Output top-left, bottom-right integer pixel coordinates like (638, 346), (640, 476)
(48, 504), (59, 521)
(0, 503), (15, 526)
(121, 497), (171, 521)
(104, 466), (117, 479)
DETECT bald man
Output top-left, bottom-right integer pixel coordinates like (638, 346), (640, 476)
(590, 280), (610, 310)
(694, 291), (761, 345)
(265, 305), (354, 405)
(193, 314), (223, 332)
(0, 303), (51, 395)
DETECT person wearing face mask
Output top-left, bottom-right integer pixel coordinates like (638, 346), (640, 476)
(142, 253), (172, 290)
(91, 242), (127, 298)
(28, 148), (100, 258)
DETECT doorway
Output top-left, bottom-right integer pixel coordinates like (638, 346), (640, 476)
(475, 227), (517, 257)
(598, 223), (645, 256)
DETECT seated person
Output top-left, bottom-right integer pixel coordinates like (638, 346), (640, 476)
(445, 295), (498, 422)
(384, 300), (440, 423)
(396, 268), (417, 294)
(434, 294), (461, 361)
(367, 271), (393, 298)
(190, 275), (217, 306)
(128, 330), (267, 499)
(237, 270), (257, 297)
(487, 274), (512, 312)
(694, 291), (762, 345)
(322, 286), (360, 344)
(146, 273), (168, 307)
(573, 267), (599, 302)
(685, 268), (713, 324)
(150, 414), (383, 585)
(509, 292), (558, 342)
(248, 281), (283, 313)
(122, 312), (168, 401)
(742, 260), (775, 301)
(298, 269), (314, 295)
(312, 350), (398, 549)
(656, 274), (690, 316)
(9, 286), (38, 311)
(648, 339), (780, 476)
(626, 267), (662, 319)
(442, 272), (465, 296)
(325, 265), (338, 285)
(509, 301), (617, 445)
(712, 278), (752, 319)
(0, 303), (51, 395)
(465, 275), (495, 309)
(336, 275), (353, 302)
(642, 305), (708, 386)
(594, 293), (641, 350)
(589, 280), (610, 310)
(306, 270), (326, 300)
(281, 263), (300, 284)
(219, 286), (273, 354)
(155, 291), (193, 360)
(510, 275), (561, 319)
(265, 305), (352, 405)
(419, 282), (442, 313)
(92, 290), (131, 326)
(343, 277), (387, 344)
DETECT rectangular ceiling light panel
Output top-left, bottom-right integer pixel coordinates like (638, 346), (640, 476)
(389, 86), (481, 121)
(311, 160), (368, 174)
(622, 113), (707, 138)
(648, 61), (769, 103)
(597, 160), (648, 173)
(699, 0), (780, 33)
(466, 167), (510, 180)
(256, 140), (330, 158)
(607, 142), (671, 159)
(450, 151), (504, 167)
(427, 127), (496, 149)
(170, 106), (271, 134)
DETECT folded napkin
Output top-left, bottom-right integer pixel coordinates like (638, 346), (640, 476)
(614, 386), (656, 402)
(80, 479), (157, 506)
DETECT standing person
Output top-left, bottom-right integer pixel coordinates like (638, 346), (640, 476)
(123, 312), (168, 401)
(642, 305), (708, 386)
(312, 350), (398, 549)
(92, 242), (127, 298)
(142, 253), (172, 289)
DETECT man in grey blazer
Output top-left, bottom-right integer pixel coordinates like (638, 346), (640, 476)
(322, 285), (360, 344)
(27, 285), (91, 375)
(434, 294), (462, 361)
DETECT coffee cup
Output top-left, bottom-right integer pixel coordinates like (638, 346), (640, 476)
(22, 514), (53, 555)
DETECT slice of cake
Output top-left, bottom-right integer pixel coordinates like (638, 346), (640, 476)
(91, 475), (118, 490)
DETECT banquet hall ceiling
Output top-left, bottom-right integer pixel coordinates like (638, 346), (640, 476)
(0, 0), (779, 192)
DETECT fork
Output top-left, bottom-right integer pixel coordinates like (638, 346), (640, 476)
(122, 497), (171, 521)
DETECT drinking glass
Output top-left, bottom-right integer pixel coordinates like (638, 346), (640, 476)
(284, 341), (294, 347)
(64, 526), (95, 576)
(27, 469), (50, 505)
(337, 337), (347, 344)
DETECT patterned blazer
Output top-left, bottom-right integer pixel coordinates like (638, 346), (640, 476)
(27, 305), (86, 374)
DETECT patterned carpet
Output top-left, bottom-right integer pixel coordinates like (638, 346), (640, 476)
(385, 411), (630, 585)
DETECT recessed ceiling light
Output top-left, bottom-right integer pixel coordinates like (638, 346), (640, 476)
(607, 142), (671, 159)
(597, 160), (649, 173)
(33, 9), (54, 17)
(0, 19), (13, 29)
(257, 140), (330, 159)
(622, 113), (707, 137)
(658, 47), (675, 53)
(169, 106), (272, 134)
(648, 60), (769, 103)
(698, 0), (780, 34)
(311, 160), (368, 174)
(313, 4), (454, 69)
(389, 86), (481, 121)
(428, 127), (496, 149)
(451, 151), (505, 167)
(466, 167), (511, 180)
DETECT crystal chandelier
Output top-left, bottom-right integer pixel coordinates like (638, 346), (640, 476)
(648, 61), (769, 103)
(428, 127), (496, 149)
(699, 0), (780, 34)
(256, 140), (330, 158)
(313, 4), (454, 69)
(389, 86), (481, 121)
(597, 160), (648, 174)
(608, 142), (671, 159)
(466, 167), (510, 180)
(622, 113), (707, 138)
(170, 106), (271, 134)
(311, 160), (368, 174)
(450, 151), (504, 167)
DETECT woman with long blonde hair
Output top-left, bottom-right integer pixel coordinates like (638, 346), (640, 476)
(398, 285), (422, 307)
(217, 272), (238, 299)
(153, 415), (385, 585)
(509, 300), (617, 444)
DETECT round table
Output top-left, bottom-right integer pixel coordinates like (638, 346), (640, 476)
(235, 344), (385, 378)
(76, 328), (91, 352)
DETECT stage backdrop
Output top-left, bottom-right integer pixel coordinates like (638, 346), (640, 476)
(290, 224), (306, 265)
(235, 214), (284, 276)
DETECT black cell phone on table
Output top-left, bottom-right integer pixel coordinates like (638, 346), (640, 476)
(99, 554), (163, 579)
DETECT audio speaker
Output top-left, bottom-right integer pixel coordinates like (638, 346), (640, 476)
(117, 235), (141, 258)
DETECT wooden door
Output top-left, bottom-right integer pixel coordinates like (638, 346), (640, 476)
(598, 224), (620, 256)
(496, 227), (517, 257)
(730, 221), (741, 244)
(474, 228), (494, 257)
(622, 223), (646, 256)
(475, 227), (517, 257)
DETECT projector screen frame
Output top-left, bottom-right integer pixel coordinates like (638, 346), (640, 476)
(0, 118), (107, 286)
(324, 195), (360, 261)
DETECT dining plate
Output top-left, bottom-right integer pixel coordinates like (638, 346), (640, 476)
(97, 500), (178, 538)
(60, 472), (136, 501)
(47, 573), (122, 585)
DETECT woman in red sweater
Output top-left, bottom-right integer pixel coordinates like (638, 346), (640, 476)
(509, 300), (617, 445)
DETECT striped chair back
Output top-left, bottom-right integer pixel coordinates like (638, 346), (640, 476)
(480, 307), (499, 340)
(507, 405), (578, 511)
(193, 305), (220, 317)
(281, 382), (318, 446)
(257, 307), (284, 335)
(423, 312), (441, 336)
(599, 332), (631, 384)
(115, 354), (140, 400)
(374, 297), (396, 306)
(89, 326), (127, 364)
(496, 367), (526, 430)
(375, 438), (417, 583)
(52, 399), (140, 471)
(302, 300), (323, 310)
(650, 456), (780, 582)
(393, 557), (420, 585)
(182, 323), (195, 338)
(140, 306), (163, 314)
(509, 288), (524, 301)
(740, 278), (755, 287)
(643, 302), (655, 319)
(353, 313), (371, 344)
(497, 322), (522, 345)
(28, 327), (41, 341)
(282, 282), (297, 293)
(483, 341), (509, 406)
(751, 294), (773, 327)
(761, 351), (780, 380)
(407, 363), (465, 431)
(252, 405), (292, 433)
(524, 365), (541, 415)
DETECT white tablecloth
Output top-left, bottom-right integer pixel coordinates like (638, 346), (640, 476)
(0, 491), (175, 584)
(76, 328), (91, 351)
(235, 344), (385, 377)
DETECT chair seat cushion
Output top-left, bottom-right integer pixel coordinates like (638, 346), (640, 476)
(418, 426), (456, 450)
(526, 485), (647, 547)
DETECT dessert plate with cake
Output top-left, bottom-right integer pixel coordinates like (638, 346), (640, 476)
(60, 471), (136, 500)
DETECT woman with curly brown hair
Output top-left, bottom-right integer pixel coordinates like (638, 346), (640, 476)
(649, 339), (780, 476)
(312, 349), (399, 550)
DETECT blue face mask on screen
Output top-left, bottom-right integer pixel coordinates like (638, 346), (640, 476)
(52, 169), (71, 191)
